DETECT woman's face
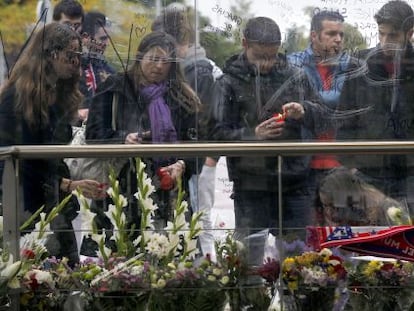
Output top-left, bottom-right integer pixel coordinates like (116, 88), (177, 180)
(140, 46), (173, 84)
(51, 39), (82, 80)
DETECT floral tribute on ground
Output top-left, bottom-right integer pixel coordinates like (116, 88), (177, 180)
(0, 158), (281, 311)
(3, 158), (414, 310)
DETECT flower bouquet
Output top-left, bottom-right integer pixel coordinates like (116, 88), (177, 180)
(281, 248), (347, 311)
(72, 158), (229, 311)
(346, 259), (414, 311)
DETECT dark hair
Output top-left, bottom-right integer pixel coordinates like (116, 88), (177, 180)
(151, 9), (193, 45)
(52, 0), (84, 21)
(243, 17), (281, 45)
(136, 31), (177, 62)
(128, 31), (201, 113)
(311, 10), (345, 33)
(374, 0), (414, 33)
(82, 11), (106, 38)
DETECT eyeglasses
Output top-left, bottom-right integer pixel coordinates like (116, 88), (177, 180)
(140, 55), (176, 64)
(64, 50), (83, 63)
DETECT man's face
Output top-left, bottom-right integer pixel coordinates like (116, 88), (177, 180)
(58, 13), (82, 34)
(94, 26), (109, 53)
(311, 20), (344, 60)
(244, 41), (279, 74)
(378, 23), (413, 57)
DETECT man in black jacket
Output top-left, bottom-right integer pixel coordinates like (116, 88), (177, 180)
(210, 16), (320, 249)
(336, 0), (414, 216)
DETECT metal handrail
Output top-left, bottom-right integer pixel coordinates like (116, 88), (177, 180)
(1, 141), (414, 159)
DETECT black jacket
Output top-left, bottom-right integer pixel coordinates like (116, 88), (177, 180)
(337, 44), (414, 180)
(210, 52), (321, 191)
(86, 73), (200, 216)
(0, 86), (73, 214)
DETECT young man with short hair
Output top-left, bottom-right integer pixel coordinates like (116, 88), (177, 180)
(337, 0), (414, 214)
(288, 11), (355, 212)
(52, 0), (84, 34)
(210, 17), (320, 299)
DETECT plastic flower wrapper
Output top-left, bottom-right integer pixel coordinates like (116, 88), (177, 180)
(385, 199), (412, 226)
(215, 230), (275, 310)
(346, 259), (414, 311)
(281, 248), (347, 311)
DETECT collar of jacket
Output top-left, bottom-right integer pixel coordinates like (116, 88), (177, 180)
(222, 52), (288, 82)
(289, 44), (351, 72)
(365, 43), (414, 80)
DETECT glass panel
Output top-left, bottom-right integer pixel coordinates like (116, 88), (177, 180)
(0, 0), (414, 310)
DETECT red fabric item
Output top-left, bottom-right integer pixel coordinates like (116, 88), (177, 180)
(316, 64), (332, 90)
(306, 225), (414, 261)
(384, 62), (395, 78)
(310, 130), (341, 169)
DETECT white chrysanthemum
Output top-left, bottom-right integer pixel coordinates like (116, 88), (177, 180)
(29, 270), (54, 288)
(319, 248), (332, 257)
(130, 265), (144, 276)
(145, 233), (170, 258)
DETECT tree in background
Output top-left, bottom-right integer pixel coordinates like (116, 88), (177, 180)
(200, 0), (254, 68)
(281, 25), (308, 55)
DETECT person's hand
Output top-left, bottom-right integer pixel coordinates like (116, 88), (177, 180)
(125, 131), (151, 144)
(78, 108), (89, 122)
(125, 132), (141, 144)
(255, 117), (285, 140)
(282, 102), (305, 120)
(158, 160), (185, 183)
(71, 179), (107, 200)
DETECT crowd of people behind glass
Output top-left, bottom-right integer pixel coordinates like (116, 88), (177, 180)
(0, 0), (414, 266)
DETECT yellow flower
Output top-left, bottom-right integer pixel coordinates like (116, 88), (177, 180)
(282, 257), (295, 272)
(288, 280), (298, 292)
(364, 261), (382, 277)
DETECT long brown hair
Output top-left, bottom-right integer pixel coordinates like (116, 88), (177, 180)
(128, 31), (201, 113)
(2, 22), (82, 129)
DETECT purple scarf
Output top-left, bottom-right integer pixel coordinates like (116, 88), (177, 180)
(141, 82), (177, 143)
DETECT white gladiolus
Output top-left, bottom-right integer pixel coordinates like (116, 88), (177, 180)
(0, 261), (20, 278)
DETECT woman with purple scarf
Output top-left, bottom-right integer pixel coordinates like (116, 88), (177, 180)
(85, 31), (201, 234)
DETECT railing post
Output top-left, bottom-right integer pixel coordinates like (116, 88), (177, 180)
(2, 156), (20, 311)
